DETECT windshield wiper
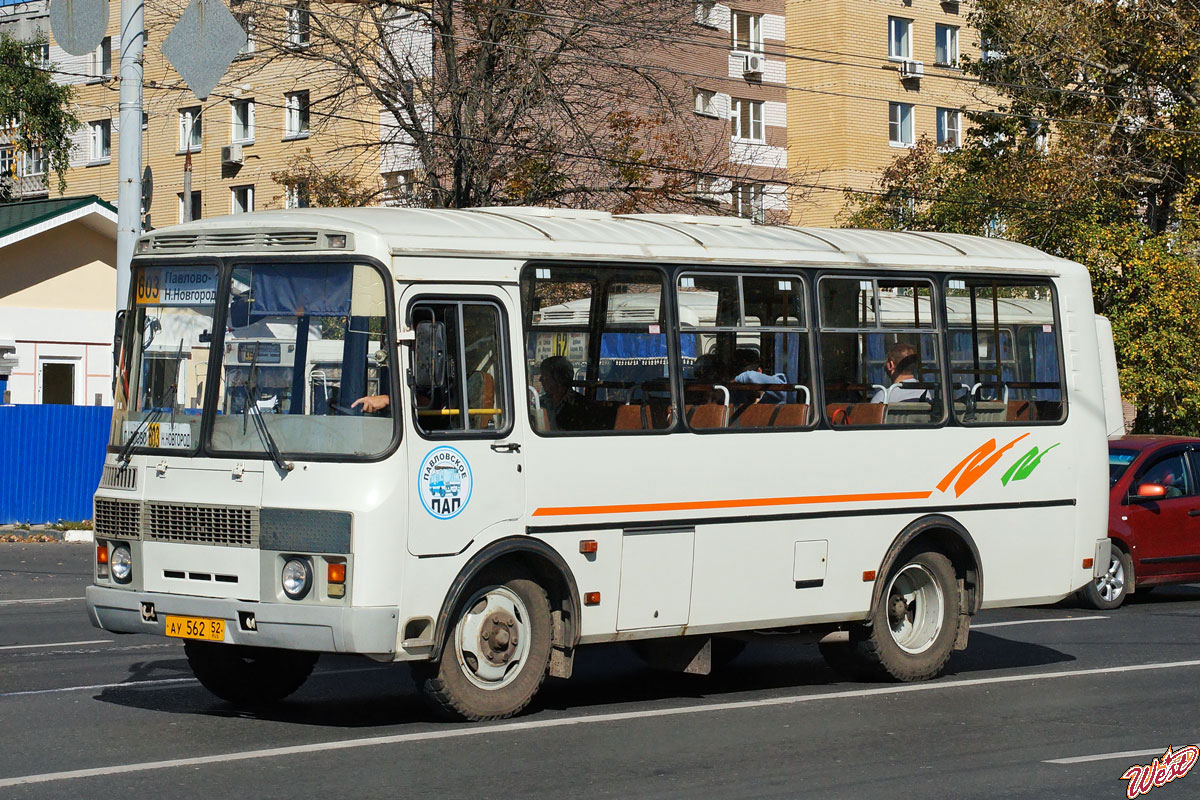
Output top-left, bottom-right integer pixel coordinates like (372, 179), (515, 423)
(118, 338), (186, 464)
(244, 354), (293, 472)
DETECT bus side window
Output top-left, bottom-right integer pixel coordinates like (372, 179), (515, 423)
(817, 276), (945, 427)
(945, 279), (1065, 425)
(409, 300), (509, 436)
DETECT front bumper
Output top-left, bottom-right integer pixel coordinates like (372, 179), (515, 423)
(86, 585), (399, 657)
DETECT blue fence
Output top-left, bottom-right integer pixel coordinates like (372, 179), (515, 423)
(0, 405), (111, 524)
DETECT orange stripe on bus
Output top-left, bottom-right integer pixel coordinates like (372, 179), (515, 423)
(531, 490), (934, 517)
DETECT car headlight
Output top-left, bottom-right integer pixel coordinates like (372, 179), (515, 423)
(110, 544), (133, 583)
(281, 558), (312, 600)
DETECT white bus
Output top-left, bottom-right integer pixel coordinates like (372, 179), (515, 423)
(89, 208), (1110, 720)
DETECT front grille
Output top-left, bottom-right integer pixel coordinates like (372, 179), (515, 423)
(94, 498), (142, 539)
(99, 464), (138, 491)
(144, 503), (259, 548)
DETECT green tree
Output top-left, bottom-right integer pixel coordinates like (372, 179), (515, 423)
(0, 32), (79, 201)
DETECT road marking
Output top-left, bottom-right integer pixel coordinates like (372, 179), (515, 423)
(1046, 745), (1197, 765)
(3, 658), (1200, 787)
(0, 639), (112, 651)
(0, 666), (385, 699)
(973, 615), (1108, 629)
(0, 597), (85, 606)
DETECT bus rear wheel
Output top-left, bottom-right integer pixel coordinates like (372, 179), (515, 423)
(417, 573), (552, 721)
(820, 550), (958, 682)
(184, 641), (318, 706)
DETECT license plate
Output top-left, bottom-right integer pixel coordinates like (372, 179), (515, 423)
(164, 615), (225, 641)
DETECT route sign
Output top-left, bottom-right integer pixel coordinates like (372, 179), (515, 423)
(161, 0), (247, 101)
(50, 0), (109, 56)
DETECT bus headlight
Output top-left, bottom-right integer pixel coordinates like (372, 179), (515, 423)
(110, 544), (133, 584)
(281, 558), (312, 600)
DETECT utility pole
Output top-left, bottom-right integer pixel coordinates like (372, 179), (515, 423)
(115, 0), (144, 307)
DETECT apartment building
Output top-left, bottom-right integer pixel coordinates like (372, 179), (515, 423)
(784, 0), (989, 225)
(0, 0), (377, 224)
(688, 1), (790, 222)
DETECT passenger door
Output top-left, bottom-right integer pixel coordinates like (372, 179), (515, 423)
(403, 287), (524, 556)
(1125, 449), (1200, 578)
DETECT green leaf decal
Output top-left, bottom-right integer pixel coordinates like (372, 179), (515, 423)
(1001, 443), (1061, 486)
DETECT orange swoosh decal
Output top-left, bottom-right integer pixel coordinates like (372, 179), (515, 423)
(532, 490), (934, 517)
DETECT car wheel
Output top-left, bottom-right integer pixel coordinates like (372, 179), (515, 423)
(416, 572), (552, 721)
(820, 550), (959, 682)
(1078, 548), (1132, 610)
(184, 641), (318, 707)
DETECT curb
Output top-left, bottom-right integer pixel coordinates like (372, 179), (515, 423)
(64, 531), (95, 543)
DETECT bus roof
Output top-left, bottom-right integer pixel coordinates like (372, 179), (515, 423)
(137, 207), (1078, 277)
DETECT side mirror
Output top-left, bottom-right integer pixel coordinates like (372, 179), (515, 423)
(1132, 483), (1167, 501)
(413, 320), (447, 391)
(112, 310), (127, 368)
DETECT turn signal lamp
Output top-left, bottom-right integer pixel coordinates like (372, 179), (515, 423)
(1082, 558), (1094, 570)
(96, 543), (109, 579)
(579, 540), (598, 554)
(862, 570), (877, 582)
(583, 592), (601, 606)
(328, 563), (346, 584)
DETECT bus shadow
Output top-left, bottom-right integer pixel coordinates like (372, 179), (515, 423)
(93, 634), (1073, 727)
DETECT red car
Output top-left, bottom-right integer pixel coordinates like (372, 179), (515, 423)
(1082, 435), (1200, 609)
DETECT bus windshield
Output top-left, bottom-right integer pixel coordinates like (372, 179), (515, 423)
(111, 264), (219, 454)
(113, 260), (397, 459)
(209, 262), (395, 459)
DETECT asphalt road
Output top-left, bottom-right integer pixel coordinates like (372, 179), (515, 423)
(2, 542), (1198, 800)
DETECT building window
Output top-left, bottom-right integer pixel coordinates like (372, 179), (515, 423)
(731, 11), (763, 53)
(694, 88), (719, 117)
(980, 37), (1002, 64)
(89, 119), (111, 162)
(142, 111), (149, 130)
(889, 102), (914, 146)
(231, 185), (254, 214)
(286, 1), (311, 48)
(179, 106), (202, 152)
(232, 0), (255, 57)
(382, 170), (414, 206)
(178, 190), (201, 222)
(284, 185), (310, 209)
(937, 108), (961, 149)
(284, 91), (310, 138)
(732, 182), (765, 223)
(0, 145), (12, 177)
(730, 98), (763, 142)
(693, 0), (717, 27)
(231, 98), (254, 143)
(888, 17), (912, 60)
(89, 37), (112, 77)
(21, 147), (45, 176)
(28, 42), (50, 69)
(935, 25), (959, 67)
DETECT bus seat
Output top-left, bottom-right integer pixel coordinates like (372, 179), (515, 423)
(467, 370), (496, 429)
(687, 403), (729, 429)
(771, 403), (809, 427)
(827, 402), (884, 426)
(614, 404), (647, 431)
(884, 401), (936, 425)
(1006, 400), (1035, 422)
(733, 403), (778, 428)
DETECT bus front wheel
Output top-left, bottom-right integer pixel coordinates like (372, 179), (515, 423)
(417, 573), (553, 721)
(820, 550), (958, 682)
(183, 641), (318, 706)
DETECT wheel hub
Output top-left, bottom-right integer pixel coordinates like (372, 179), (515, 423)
(889, 594), (909, 625)
(480, 611), (519, 665)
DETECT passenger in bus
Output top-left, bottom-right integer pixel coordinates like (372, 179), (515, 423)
(539, 355), (592, 430)
(870, 342), (928, 403)
(351, 394), (390, 413)
(731, 351), (787, 404)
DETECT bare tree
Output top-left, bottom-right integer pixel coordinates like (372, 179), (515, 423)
(230, 0), (751, 210)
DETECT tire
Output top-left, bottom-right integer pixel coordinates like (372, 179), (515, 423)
(417, 573), (552, 721)
(820, 550), (959, 682)
(184, 641), (318, 707)
(1078, 548), (1132, 610)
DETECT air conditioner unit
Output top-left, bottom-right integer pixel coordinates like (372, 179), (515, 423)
(221, 144), (244, 165)
(742, 54), (765, 76)
(899, 60), (924, 80)
(0, 339), (18, 378)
